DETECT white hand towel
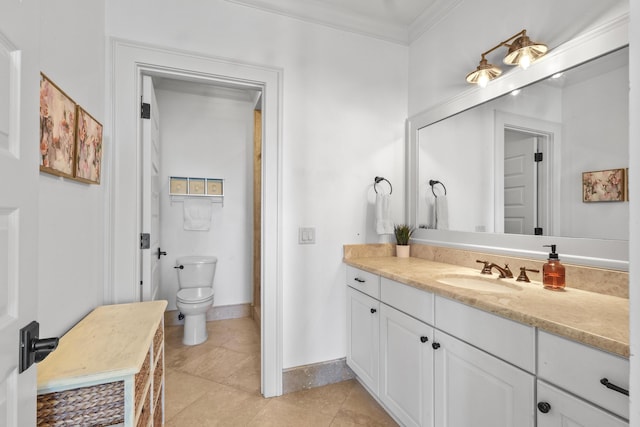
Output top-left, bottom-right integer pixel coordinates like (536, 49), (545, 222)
(435, 195), (449, 230)
(183, 198), (213, 231)
(375, 193), (394, 235)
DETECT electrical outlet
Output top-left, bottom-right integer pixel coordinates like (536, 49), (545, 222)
(298, 227), (316, 244)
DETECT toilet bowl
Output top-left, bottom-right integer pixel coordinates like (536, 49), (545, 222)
(175, 256), (217, 345)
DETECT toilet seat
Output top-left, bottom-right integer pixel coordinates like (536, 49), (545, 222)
(177, 287), (214, 304)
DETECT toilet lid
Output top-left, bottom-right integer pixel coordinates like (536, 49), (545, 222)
(177, 288), (214, 303)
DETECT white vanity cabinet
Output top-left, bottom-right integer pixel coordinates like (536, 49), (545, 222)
(345, 265), (628, 427)
(346, 285), (380, 394)
(432, 330), (535, 427)
(379, 303), (434, 427)
(536, 331), (629, 426)
(433, 296), (535, 427)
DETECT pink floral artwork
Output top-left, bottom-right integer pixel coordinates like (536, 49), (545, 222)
(74, 106), (103, 184)
(582, 168), (626, 202)
(40, 74), (76, 178)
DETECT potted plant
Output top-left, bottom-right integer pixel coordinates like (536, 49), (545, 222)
(394, 224), (413, 258)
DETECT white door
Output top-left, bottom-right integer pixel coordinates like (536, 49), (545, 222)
(346, 287), (379, 394)
(433, 330), (535, 427)
(0, 1), (40, 425)
(537, 381), (628, 427)
(379, 304), (433, 427)
(504, 132), (537, 235)
(141, 75), (162, 301)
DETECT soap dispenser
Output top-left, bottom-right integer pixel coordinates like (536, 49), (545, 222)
(542, 244), (565, 291)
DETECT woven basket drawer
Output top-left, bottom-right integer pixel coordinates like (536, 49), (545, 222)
(37, 381), (124, 427)
(134, 351), (151, 418)
(136, 387), (151, 427)
(153, 323), (163, 359)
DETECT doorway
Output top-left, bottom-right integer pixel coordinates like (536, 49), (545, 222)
(494, 111), (561, 236)
(110, 40), (283, 397)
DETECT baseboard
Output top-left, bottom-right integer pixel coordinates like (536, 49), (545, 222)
(282, 358), (355, 394)
(164, 303), (251, 326)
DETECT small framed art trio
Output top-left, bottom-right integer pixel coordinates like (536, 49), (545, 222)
(39, 73), (103, 184)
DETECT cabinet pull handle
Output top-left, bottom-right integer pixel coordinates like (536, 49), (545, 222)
(600, 378), (629, 396)
(537, 402), (551, 413)
(432, 342), (440, 350)
(354, 277), (365, 283)
(420, 336), (429, 343)
(370, 308), (377, 314)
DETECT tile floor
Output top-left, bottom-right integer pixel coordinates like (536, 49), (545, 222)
(164, 317), (398, 426)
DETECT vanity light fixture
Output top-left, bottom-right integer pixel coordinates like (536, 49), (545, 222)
(466, 29), (548, 87)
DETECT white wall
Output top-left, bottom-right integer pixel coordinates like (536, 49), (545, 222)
(37, 0), (105, 336)
(155, 87), (254, 311)
(106, 1), (408, 368)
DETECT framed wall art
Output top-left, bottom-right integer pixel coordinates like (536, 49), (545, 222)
(73, 106), (103, 184)
(39, 73), (76, 178)
(582, 168), (626, 202)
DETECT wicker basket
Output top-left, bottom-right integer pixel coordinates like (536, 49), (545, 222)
(37, 381), (124, 427)
(134, 351), (151, 410)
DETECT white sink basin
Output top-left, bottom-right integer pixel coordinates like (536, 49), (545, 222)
(435, 274), (522, 293)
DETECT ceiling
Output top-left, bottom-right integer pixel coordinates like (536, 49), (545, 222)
(225, 0), (462, 45)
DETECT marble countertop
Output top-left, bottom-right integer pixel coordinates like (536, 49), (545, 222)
(344, 256), (629, 358)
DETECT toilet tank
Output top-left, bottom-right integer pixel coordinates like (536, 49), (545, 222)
(176, 256), (217, 289)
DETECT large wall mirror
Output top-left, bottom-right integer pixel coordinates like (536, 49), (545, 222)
(407, 19), (629, 270)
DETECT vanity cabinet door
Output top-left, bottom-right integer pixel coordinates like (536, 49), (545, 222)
(537, 381), (628, 427)
(379, 304), (434, 427)
(433, 330), (535, 427)
(346, 287), (380, 394)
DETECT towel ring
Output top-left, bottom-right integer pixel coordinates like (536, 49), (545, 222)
(374, 176), (392, 194)
(429, 179), (447, 197)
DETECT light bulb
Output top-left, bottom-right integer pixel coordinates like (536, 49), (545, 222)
(477, 73), (489, 88)
(519, 52), (532, 70)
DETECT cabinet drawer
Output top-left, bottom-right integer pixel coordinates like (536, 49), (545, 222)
(537, 381), (628, 427)
(538, 331), (629, 419)
(381, 277), (434, 325)
(346, 266), (380, 299)
(435, 296), (535, 372)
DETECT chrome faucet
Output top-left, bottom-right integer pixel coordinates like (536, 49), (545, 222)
(476, 260), (513, 278)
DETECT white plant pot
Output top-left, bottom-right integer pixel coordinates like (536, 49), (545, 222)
(396, 245), (410, 258)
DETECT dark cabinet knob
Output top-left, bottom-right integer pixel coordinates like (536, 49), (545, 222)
(420, 336), (429, 343)
(370, 308), (377, 314)
(537, 402), (551, 413)
(432, 342), (441, 350)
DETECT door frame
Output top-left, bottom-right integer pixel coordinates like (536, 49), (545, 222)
(108, 39), (284, 397)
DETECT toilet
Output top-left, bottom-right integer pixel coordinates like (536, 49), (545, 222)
(175, 255), (217, 346)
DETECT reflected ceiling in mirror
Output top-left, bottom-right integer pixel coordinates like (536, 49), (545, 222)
(416, 46), (628, 241)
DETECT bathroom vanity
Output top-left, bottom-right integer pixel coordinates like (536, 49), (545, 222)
(36, 300), (167, 427)
(344, 245), (629, 427)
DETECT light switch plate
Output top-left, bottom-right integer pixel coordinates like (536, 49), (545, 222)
(298, 227), (316, 244)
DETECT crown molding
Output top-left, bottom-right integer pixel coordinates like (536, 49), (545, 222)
(225, 0), (451, 45)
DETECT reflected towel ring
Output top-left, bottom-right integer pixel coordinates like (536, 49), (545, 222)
(429, 180), (447, 197)
(374, 176), (392, 194)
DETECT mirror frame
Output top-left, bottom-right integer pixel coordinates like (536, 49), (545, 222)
(406, 15), (629, 270)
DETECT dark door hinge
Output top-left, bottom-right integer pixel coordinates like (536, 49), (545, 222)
(534, 227), (543, 235)
(534, 152), (543, 162)
(141, 102), (151, 119)
(140, 233), (150, 249)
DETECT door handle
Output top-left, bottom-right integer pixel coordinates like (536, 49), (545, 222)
(157, 247), (167, 259)
(19, 321), (59, 373)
